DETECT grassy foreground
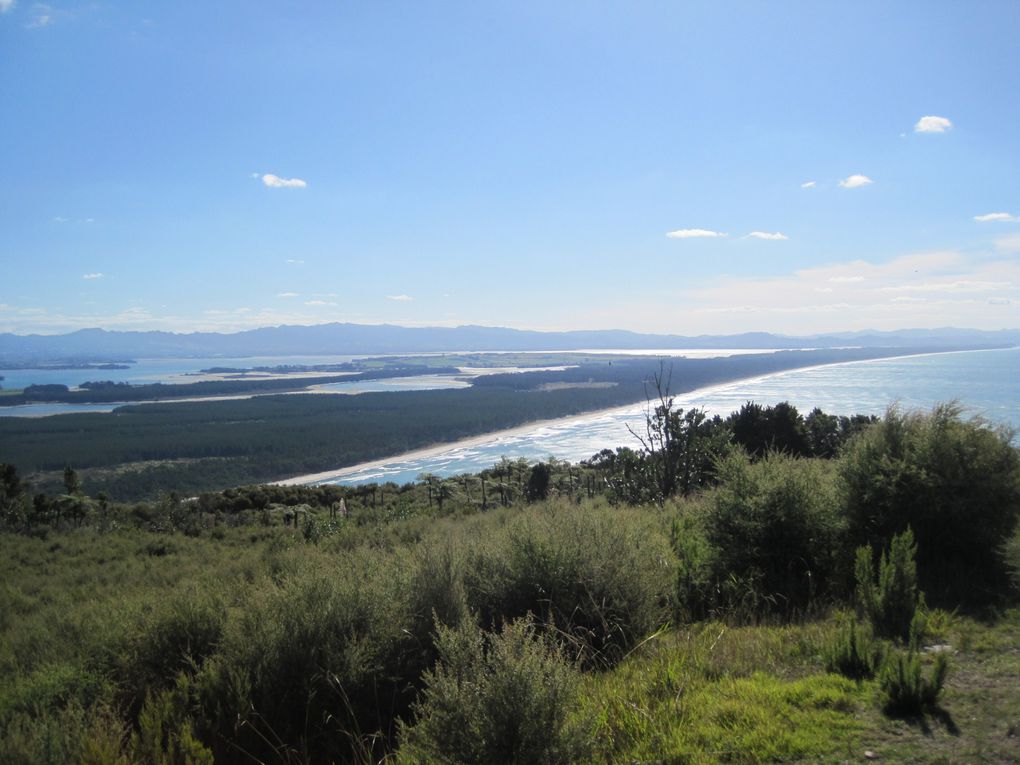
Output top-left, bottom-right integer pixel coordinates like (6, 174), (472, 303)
(1, 404), (1019, 763)
(1, 507), (1018, 764)
(583, 613), (1020, 764)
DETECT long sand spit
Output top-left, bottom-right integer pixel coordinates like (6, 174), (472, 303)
(273, 348), (988, 487)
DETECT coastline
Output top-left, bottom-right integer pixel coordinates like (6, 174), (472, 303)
(274, 346), (1007, 487)
(271, 399), (649, 486)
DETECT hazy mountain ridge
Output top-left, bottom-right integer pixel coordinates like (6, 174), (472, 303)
(0, 323), (1017, 363)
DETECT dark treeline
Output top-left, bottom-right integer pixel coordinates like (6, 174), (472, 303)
(0, 365), (460, 405)
(469, 346), (966, 391)
(0, 398), (884, 538)
(0, 381), (650, 499)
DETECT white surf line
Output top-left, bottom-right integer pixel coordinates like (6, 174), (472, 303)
(274, 346), (1002, 487)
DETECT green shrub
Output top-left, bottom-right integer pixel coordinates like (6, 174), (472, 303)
(402, 538), (469, 677)
(133, 675), (213, 765)
(840, 403), (1020, 605)
(825, 617), (884, 680)
(880, 650), (949, 716)
(0, 663), (109, 728)
(198, 550), (407, 762)
(855, 528), (923, 643)
(1005, 524), (1020, 593)
(120, 590), (225, 711)
(701, 452), (844, 614)
(0, 701), (133, 765)
(398, 617), (592, 765)
(670, 511), (717, 622)
(463, 502), (672, 666)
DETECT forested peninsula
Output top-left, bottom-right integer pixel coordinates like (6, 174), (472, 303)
(0, 366), (459, 407)
(0, 346), (982, 500)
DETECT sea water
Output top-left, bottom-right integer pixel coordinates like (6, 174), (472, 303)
(322, 347), (1020, 486)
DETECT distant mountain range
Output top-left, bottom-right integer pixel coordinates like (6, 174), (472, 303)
(1, 323), (1017, 363)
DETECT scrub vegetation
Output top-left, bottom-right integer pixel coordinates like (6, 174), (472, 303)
(1, 401), (1019, 763)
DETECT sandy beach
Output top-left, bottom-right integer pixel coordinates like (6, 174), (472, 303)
(272, 346), (999, 487)
(271, 399), (648, 486)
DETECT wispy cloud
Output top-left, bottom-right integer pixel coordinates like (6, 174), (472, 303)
(285, 258), (304, 265)
(81, 272), (104, 280)
(800, 181), (816, 189)
(261, 173), (307, 189)
(26, 3), (52, 27)
(839, 174), (873, 189)
(387, 294), (414, 301)
(661, 249), (1019, 333)
(304, 300), (336, 306)
(747, 231), (789, 241)
(277, 292), (299, 298)
(0, 1), (16, 15)
(996, 234), (1020, 254)
(974, 212), (1017, 223)
(914, 115), (953, 134)
(666, 228), (727, 239)
(878, 280), (1011, 294)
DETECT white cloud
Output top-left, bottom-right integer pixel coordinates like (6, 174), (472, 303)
(800, 181), (816, 189)
(81, 273), (103, 280)
(261, 173), (307, 189)
(828, 275), (865, 283)
(666, 229), (727, 239)
(839, 174), (873, 189)
(0, 0), (15, 13)
(387, 294), (414, 301)
(914, 115), (953, 134)
(285, 258), (304, 264)
(747, 231), (789, 241)
(52, 216), (68, 223)
(974, 212), (1017, 223)
(277, 292), (299, 298)
(304, 300), (336, 306)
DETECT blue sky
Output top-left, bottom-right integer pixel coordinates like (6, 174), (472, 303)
(2, 1), (1019, 336)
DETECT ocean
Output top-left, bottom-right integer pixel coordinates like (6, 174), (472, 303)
(318, 347), (1020, 486)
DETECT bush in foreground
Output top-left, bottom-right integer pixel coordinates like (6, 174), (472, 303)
(398, 617), (592, 765)
(855, 527), (924, 644)
(825, 617), (884, 681)
(464, 501), (673, 666)
(841, 403), (1020, 605)
(700, 452), (844, 614)
(880, 650), (950, 716)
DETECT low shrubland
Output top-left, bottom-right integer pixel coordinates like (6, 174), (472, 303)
(1, 402), (1018, 762)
